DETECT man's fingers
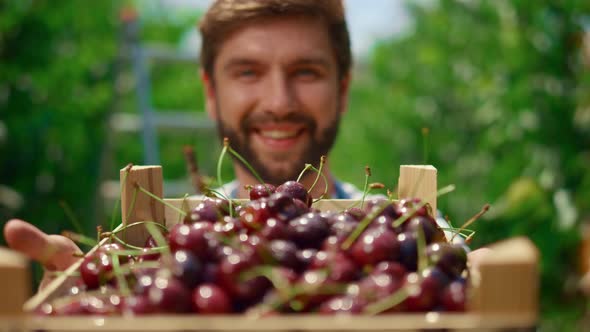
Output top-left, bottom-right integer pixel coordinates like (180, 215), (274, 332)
(3, 219), (82, 271)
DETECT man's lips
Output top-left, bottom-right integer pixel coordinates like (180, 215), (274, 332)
(251, 126), (307, 150)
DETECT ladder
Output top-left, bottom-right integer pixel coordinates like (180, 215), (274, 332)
(99, 9), (215, 208)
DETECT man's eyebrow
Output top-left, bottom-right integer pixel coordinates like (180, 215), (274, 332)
(291, 57), (331, 67)
(222, 56), (332, 71)
(222, 58), (260, 71)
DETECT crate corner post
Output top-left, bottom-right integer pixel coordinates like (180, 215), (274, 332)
(120, 165), (166, 247)
(0, 246), (30, 329)
(398, 165), (438, 215)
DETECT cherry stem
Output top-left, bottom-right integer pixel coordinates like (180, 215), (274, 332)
(111, 253), (131, 297)
(416, 227), (427, 273)
(240, 266), (292, 300)
(450, 203), (490, 242)
(111, 163), (133, 231)
(58, 200), (84, 239)
(47, 271), (81, 278)
(226, 144), (267, 188)
(360, 166), (371, 210)
(296, 163), (328, 202)
(126, 185), (139, 221)
(179, 193), (189, 224)
(61, 231), (97, 247)
(145, 222), (172, 261)
(307, 155), (326, 194)
(363, 287), (409, 315)
(296, 164), (313, 183)
(392, 184), (456, 228)
(135, 183), (187, 217)
(341, 200), (394, 250)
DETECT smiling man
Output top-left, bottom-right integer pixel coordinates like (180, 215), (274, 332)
(3, 0), (487, 292)
(198, 0), (354, 199)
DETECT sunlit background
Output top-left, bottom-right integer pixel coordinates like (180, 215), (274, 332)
(1, 1), (590, 329)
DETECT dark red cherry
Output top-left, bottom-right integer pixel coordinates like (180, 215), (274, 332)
(404, 216), (445, 244)
(440, 279), (467, 311)
(170, 249), (203, 289)
(80, 251), (113, 290)
(240, 199), (272, 232)
(268, 240), (301, 270)
(309, 250), (358, 282)
(184, 197), (230, 224)
(259, 217), (289, 241)
(148, 274), (192, 313)
(167, 222), (213, 261)
(122, 295), (156, 315)
(426, 242), (467, 278)
(275, 181), (312, 207)
(216, 252), (270, 302)
(397, 232), (418, 271)
(349, 227), (400, 266)
(287, 212), (330, 249)
(249, 183), (276, 200)
(267, 192), (308, 221)
(192, 283), (232, 314)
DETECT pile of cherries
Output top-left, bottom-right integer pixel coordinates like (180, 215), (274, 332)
(38, 181), (469, 316)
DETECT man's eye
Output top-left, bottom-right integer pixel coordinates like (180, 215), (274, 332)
(295, 68), (320, 79)
(237, 69), (257, 78)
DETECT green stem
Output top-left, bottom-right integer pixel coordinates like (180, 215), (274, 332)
(416, 227), (427, 273)
(341, 199), (394, 250)
(228, 146), (267, 186)
(360, 166), (371, 210)
(126, 186), (139, 221)
(363, 287), (409, 315)
(136, 184), (187, 217)
(307, 156), (326, 194)
(392, 184), (456, 229)
(111, 164), (133, 231)
(59, 200), (84, 238)
(61, 231), (97, 247)
(296, 164), (313, 183)
(111, 253), (130, 297)
(145, 223), (172, 260)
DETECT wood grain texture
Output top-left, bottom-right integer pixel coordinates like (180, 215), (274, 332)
(0, 247), (29, 316)
(120, 165), (165, 247)
(397, 165), (437, 217)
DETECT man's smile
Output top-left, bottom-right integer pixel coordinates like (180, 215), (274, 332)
(251, 125), (307, 151)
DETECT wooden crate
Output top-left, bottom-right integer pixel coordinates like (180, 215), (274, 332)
(7, 165), (539, 331)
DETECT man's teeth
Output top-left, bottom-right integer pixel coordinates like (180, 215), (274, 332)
(260, 130), (298, 139)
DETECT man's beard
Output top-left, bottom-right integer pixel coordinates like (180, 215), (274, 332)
(216, 111), (341, 185)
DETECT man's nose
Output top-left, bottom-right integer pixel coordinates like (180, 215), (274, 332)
(261, 71), (296, 116)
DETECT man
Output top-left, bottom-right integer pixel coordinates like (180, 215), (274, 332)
(199, 0), (355, 199)
(4, 0), (490, 290)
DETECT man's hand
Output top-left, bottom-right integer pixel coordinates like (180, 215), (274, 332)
(3, 219), (82, 289)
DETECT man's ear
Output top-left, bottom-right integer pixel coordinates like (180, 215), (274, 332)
(201, 69), (218, 120)
(338, 71), (351, 114)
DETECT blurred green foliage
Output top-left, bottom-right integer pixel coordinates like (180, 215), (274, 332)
(1, 0), (590, 330)
(331, 1), (590, 329)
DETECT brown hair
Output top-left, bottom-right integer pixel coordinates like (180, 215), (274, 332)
(199, 0), (352, 79)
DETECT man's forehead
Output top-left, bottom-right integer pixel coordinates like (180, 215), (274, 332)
(214, 16), (336, 67)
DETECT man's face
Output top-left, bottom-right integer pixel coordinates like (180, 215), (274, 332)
(204, 16), (349, 185)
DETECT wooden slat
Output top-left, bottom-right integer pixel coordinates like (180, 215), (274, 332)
(397, 165), (437, 217)
(120, 165), (165, 247)
(468, 237), (539, 316)
(26, 313), (537, 331)
(0, 247), (29, 316)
